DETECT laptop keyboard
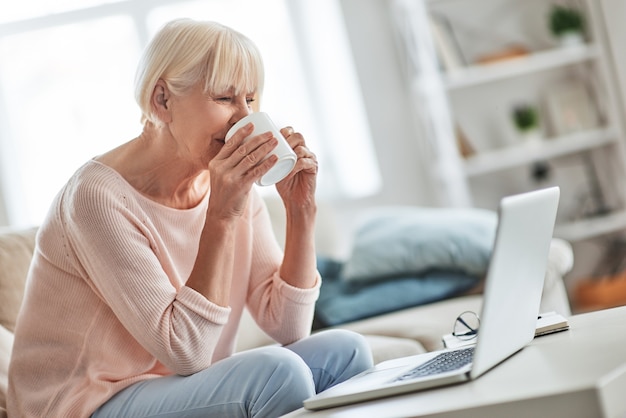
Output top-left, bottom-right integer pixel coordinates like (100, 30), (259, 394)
(393, 347), (475, 382)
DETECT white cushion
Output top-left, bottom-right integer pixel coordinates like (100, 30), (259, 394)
(362, 335), (425, 364)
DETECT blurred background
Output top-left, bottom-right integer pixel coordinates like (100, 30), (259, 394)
(2, 0), (626, 312)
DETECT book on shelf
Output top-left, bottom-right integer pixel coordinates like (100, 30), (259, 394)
(544, 78), (601, 136)
(455, 124), (475, 158)
(428, 13), (466, 72)
(442, 311), (569, 349)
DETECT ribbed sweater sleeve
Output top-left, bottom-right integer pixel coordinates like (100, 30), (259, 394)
(245, 192), (320, 345)
(61, 162), (230, 375)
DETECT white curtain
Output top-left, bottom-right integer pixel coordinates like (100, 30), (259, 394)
(285, 0), (382, 199)
(390, 0), (471, 207)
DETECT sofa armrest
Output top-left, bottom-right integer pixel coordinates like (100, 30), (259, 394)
(541, 238), (573, 316)
(337, 295), (484, 352)
(236, 309), (275, 352)
(0, 324), (14, 415)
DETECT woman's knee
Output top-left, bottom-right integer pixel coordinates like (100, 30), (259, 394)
(327, 329), (371, 352)
(286, 329), (373, 393)
(243, 347), (315, 416)
(315, 329), (373, 368)
(253, 346), (314, 380)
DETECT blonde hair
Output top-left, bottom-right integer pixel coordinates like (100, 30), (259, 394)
(135, 18), (264, 124)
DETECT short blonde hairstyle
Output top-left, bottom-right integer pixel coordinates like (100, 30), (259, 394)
(135, 18), (265, 124)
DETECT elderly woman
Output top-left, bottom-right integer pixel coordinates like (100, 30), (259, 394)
(8, 19), (372, 417)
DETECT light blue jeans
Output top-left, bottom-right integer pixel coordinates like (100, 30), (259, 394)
(91, 329), (373, 418)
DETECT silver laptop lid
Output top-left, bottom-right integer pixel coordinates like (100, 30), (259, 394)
(470, 186), (560, 379)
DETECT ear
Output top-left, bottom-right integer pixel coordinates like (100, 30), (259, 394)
(151, 79), (172, 123)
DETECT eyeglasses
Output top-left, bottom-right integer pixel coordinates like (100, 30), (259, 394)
(452, 311), (480, 340)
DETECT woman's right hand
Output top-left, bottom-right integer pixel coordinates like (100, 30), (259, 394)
(207, 122), (278, 220)
(188, 123), (278, 306)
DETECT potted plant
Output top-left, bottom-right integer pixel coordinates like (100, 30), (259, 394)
(549, 4), (585, 47)
(512, 104), (541, 141)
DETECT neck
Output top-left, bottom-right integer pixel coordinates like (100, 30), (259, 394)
(97, 122), (210, 209)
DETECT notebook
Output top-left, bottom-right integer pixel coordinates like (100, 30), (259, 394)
(303, 186), (560, 411)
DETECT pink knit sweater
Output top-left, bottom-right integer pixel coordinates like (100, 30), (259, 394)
(8, 160), (320, 417)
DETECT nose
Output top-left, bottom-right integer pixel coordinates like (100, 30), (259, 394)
(232, 100), (252, 123)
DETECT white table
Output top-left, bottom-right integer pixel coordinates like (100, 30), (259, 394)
(284, 306), (626, 418)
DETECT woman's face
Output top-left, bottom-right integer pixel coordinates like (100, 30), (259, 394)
(166, 84), (256, 166)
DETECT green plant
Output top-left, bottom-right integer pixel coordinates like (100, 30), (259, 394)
(512, 104), (539, 132)
(549, 5), (585, 37)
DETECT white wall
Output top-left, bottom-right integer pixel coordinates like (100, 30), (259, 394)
(338, 0), (438, 208)
(318, 0), (440, 256)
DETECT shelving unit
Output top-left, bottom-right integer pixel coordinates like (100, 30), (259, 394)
(555, 210), (626, 242)
(415, 0), (626, 280)
(463, 127), (618, 177)
(444, 43), (601, 90)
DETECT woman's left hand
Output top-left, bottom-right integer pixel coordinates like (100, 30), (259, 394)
(275, 126), (318, 208)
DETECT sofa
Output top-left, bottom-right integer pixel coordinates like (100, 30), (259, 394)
(0, 200), (574, 417)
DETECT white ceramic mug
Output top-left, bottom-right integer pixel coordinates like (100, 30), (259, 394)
(225, 112), (297, 186)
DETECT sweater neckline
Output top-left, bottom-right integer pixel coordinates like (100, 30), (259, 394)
(87, 159), (210, 213)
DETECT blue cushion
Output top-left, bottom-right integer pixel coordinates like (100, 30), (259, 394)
(342, 207), (498, 284)
(313, 256), (479, 328)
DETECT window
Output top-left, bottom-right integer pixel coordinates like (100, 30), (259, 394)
(0, 15), (140, 226)
(0, 0), (381, 227)
(0, 0), (124, 24)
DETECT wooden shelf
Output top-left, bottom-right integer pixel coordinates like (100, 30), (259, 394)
(555, 210), (626, 242)
(443, 44), (601, 90)
(463, 128), (618, 177)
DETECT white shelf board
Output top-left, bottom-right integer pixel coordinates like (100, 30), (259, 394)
(555, 210), (626, 242)
(463, 128), (618, 177)
(443, 44), (601, 90)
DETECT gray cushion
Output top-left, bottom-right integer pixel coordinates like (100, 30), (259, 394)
(343, 207), (497, 283)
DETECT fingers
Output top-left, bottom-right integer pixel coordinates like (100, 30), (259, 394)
(213, 126), (280, 186)
(280, 126), (295, 138)
(234, 134), (278, 179)
(281, 126), (308, 155)
(281, 126), (304, 147)
(293, 142), (315, 159)
(279, 126), (317, 171)
(224, 122), (254, 150)
(223, 123), (277, 167)
(220, 123), (317, 185)
(296, 149), (318, 175)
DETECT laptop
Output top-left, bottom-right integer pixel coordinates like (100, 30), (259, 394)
(304, 186), (560, 411)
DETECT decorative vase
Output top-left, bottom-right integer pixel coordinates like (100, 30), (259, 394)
(558, 31), (584, 48)
(575, 274), (626, 311)
(519, 128), (542, 143)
